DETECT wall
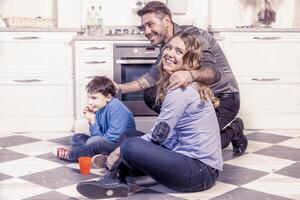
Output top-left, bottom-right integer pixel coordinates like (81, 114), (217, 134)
(209, 0), (298, 28)
(82, 0), (208, 28)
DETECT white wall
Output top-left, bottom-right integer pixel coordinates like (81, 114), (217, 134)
(209, 0), (297, 28)
(81, 0), (208, 28)
(0, 0), (54, 18)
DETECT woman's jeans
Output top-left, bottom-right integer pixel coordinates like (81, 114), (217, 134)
(68, 133), (118, 162)
(120, 137), (219, 192)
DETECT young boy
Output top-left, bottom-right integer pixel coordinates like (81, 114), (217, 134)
(52, 76), (136, 162)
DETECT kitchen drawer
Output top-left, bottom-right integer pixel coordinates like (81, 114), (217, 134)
(0, 76), (74, 132)
(237, 75), (300, 129)
(0, 32), (74, 75)
(78, 71), (114, 80)
(222, 33), (300, 76)
(75, 56), (113, 71)
(75, 41), (113, 57)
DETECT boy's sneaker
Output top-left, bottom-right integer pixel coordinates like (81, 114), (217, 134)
(230, 118), (248, 156)
(92, 154), (108, 168)
(52, 146), (71, 161)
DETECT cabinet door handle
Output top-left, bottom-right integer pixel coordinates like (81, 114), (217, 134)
(85, 47), (106, 50)
(253, 36), (282, 40)
(85, 61), (106, 64)
(85, 76), (95, 79)
(252, 78), (280, 82)
(14, 79), (43, 83)
(13, 36), (42, 40)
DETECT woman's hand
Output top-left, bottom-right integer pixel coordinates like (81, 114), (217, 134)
(106, 147), (121, 170)
(168, 70), (194, 90)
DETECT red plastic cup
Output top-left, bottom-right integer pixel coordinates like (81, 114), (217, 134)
(78, 157), (92, 175)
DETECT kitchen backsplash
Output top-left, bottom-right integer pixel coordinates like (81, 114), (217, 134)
(0, 0), (299, 29)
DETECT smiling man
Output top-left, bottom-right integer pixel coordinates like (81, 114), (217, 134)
(115, 1), (247, 156)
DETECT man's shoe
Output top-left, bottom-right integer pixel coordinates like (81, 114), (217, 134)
(92, 154), (107, 168)
(125, 175), (158, 187)
(76, 171), (129, 199)
(230, 118), (248, 156)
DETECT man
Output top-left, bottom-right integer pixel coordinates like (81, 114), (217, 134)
(116, 1), (247, 156)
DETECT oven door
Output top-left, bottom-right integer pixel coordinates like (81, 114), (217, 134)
(115, 59), (158, 116)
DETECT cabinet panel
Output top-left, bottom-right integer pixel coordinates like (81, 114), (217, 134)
(76, 41), (113, 56)
(219, 32), (300, 129)
(76, 56), (113, 71)
(223, 33), (300, 76)
(0, 32), (74, 75)
(0, 77), (74, 132)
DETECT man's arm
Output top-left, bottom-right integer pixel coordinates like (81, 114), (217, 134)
(116, 76), (151, 94)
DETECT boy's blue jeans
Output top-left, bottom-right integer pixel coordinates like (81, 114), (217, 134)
(68, 133), (118, 162)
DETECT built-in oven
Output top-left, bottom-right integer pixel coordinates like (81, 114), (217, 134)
(114, 43), (160, 116)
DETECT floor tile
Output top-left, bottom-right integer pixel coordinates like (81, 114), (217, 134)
(211, 187), (293, 200)
(55, 183), (86, 199)
(20, 166), (99, 190)
(0, 149), (29, 163)
(150, 182), (238, 200)
(244, 140), (273, 153)
(275, 162), (300, 179)
(7, 141), (60, 156)
(246, 132), (292, 144)
(22, 191), (76, 200)
(218, 164), (268, 186)
(254, 145), (300, 161)
(0, 157), (62, 177)
(37, 152), (73, 165)
(0, 135), (40, 148)
(24, 132), (73, 141)
(243, 173), (300, 200)
(225, 153), (295, 173)
(0, 172), (13, 181)
(125, 189), (186, 200)
(0, 178), (50, 200)
(49, 136), (72, 146)
(261, 129), (300, 137)
(278, 138), (300, 149)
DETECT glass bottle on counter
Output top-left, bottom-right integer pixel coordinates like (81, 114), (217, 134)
(87, 6), (97, 35)
(257, 0), (276, 27)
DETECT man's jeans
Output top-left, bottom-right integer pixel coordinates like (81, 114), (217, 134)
(143, 86), (240, 148)
(120, 137), (219, 192)
(68, 133), (118, 162)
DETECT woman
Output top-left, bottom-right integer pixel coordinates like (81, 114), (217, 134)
(76, 31), (223, 199)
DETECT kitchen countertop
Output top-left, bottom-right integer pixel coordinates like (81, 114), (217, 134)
(209, 28), (300, 33)
(0, 27), (84, 32)
(73, 34), (148, 41)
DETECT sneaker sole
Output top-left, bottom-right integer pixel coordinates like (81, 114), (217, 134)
(76, 181), (129, 199)
(92, 155), (107, 168)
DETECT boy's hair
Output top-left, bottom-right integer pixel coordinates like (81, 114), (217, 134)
(137, 1), (172, 20)
(86, 76), (116, 97)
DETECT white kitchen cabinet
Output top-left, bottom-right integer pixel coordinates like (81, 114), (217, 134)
(74, 41), (114, 122)
(219, 32), (300, 129)
(0, 32), (76, 132)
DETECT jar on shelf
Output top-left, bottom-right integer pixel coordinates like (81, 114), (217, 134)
(257, 0), (276, 27)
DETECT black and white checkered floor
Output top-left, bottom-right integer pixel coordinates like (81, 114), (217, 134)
(1, 130), (300, 200)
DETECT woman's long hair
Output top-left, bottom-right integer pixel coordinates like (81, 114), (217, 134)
(155, 31), (219, 107)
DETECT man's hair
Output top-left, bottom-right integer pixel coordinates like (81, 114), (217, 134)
(86, 76), (116, 97)
(137, 1), (172, 20)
